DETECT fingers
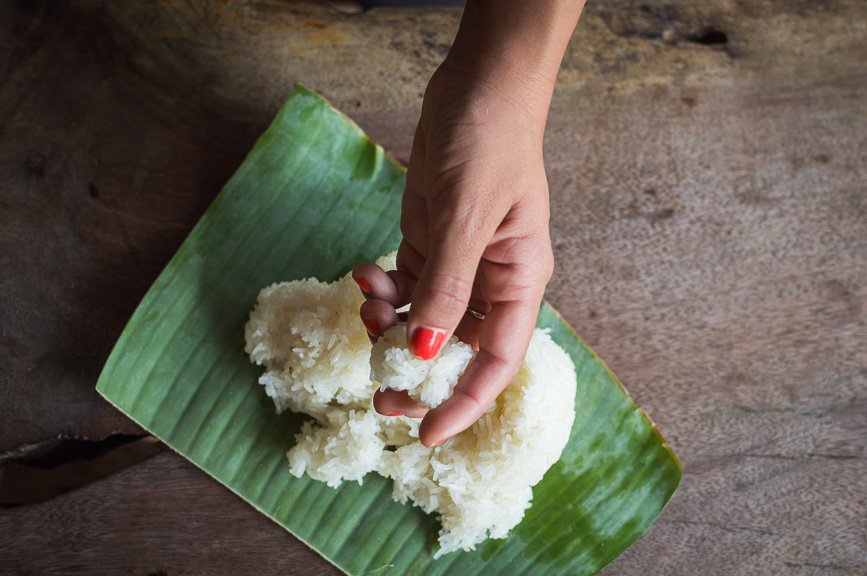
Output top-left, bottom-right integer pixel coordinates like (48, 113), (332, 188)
(417, 352), (514, 446)
(373, 388), (429, 419)
(362, 296), (428, 419)
(406, 203), (501, 359)
(352, 264), (399, 304)
(359, 299), (399, 341)
(359, 294), (429, 418)
(353, 235), (435, 308)
(452, 313), (482, 351)
(356, 273), (427, 417)
(418, 296), (541, 447)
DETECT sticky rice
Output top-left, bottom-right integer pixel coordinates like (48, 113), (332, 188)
(244, 252), (577, 557)
(370, 323), (475, 409)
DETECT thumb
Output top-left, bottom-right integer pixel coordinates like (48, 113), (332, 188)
(407, 200), (498, 360)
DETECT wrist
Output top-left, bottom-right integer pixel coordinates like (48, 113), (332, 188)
(425, 61), (549, 146)
(443, 0), (584, 115)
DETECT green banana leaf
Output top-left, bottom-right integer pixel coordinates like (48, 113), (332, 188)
(97, 85), (681, 575)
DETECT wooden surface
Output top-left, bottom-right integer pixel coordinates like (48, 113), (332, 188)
(1, 0), (865, 574)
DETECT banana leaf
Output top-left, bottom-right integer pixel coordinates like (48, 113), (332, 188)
(96, 85), (681, 575)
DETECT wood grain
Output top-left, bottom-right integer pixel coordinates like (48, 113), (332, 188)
(0, 451), (343, 576)
(1, 0), (864, 574)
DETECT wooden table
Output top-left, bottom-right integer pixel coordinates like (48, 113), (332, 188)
(2, 0), (864, 573)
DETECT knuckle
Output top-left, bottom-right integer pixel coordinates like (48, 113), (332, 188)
(521, 230), (554, 285)
(451, 351), (520, 413)
(538, 245), (555, 282)
(422, 271), (474, 313)
(475, 348), (517, 375)
(451, 387), (485, 415)
(426, 162), (473, 210)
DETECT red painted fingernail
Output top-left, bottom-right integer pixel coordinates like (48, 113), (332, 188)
(361, 316), (379, 337)
(411, 327), (447, 360)
(353, 275), (371, 292)
(385, 412), (403, 417)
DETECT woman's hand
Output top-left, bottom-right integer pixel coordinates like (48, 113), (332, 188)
(353, 0), (585, 447)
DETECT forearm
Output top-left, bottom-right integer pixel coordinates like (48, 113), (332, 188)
(443, 0), (585, 121)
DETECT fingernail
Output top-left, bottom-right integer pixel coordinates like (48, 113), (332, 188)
(361, 316), (379, 337)
(411, 327), (447, 360)
(385, 412), (403, 417)
(353, 275), (371, 292)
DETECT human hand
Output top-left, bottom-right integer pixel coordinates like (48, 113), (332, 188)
(352, 0), (584, 447)
(352, 65), (554, 446)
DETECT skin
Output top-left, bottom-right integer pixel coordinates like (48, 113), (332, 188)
(352, 0), (586, 447)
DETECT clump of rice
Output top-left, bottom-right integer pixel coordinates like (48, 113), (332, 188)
(376, 328), (577, 555)
(370, 323), (475, 409)
(245, 253), (396, 419)
(245, 252), (577, 557)
(288, 409), (386, 488)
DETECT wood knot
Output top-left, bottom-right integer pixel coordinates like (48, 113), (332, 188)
(687, 28), (728, 46)
(26, 151), (46, 177)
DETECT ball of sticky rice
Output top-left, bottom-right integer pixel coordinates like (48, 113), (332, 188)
(244, 273), (371, 418)
(244, 252), (396, 418)
(376, 329), (577, 556)
(370, 323), (475, 409)
(244, 252), (578, 557)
